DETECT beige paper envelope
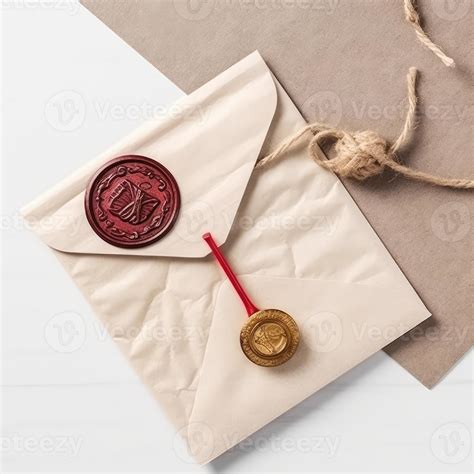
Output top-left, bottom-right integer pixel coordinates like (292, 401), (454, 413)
(22, 52), (430, 463)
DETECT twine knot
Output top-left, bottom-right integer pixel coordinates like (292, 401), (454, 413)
(257, 68), (473, 190)
(311, 129), (391, 181)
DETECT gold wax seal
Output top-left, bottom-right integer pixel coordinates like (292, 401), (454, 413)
(240, 309), (300, 367)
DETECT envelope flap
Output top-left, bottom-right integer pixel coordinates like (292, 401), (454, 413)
(188, 275), (430, 463)
(21, 52), (277, 258)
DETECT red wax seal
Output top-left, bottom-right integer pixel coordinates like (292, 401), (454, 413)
(84, 155), (180, 248)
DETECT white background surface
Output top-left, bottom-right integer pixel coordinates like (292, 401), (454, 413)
(1, 1), (472, 472)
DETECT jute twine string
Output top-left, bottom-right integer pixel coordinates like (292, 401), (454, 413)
(256, 68), (474, 189)
(404, 0), (455, 68)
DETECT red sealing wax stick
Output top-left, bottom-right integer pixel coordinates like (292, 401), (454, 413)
(203, 233), (259, 317)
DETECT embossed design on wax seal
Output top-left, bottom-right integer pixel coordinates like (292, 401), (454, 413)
(85, 155), (180, 248)
(240, 309), (300, 367)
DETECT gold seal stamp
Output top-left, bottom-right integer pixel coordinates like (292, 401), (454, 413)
(240, 309), (300, 367)
(203, 233), (300, 367)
